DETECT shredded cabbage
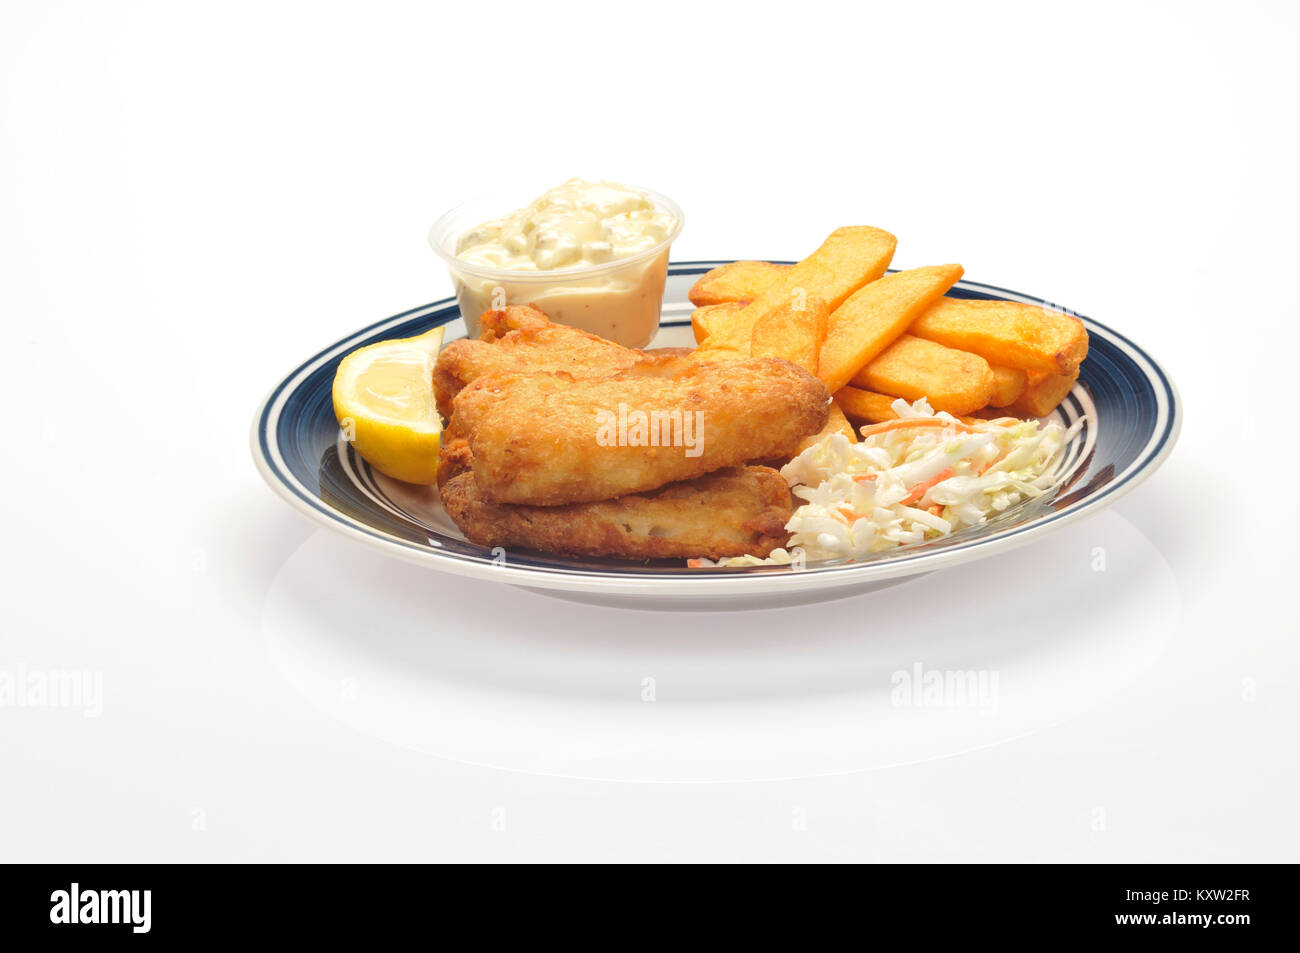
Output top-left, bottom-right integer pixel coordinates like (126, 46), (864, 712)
(692, 398), (1082, 568)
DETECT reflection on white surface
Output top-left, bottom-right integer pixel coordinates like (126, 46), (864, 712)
(262, 510), (1178, 782)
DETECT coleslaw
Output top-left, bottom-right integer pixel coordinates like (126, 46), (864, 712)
(693, 398), (1082, 568)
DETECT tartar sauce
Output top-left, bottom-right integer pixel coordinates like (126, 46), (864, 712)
(438, 178), (681, 347)
(455, 179), (676, 271)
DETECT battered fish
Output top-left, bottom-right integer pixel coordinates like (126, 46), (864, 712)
(433, 305), (691, 418)
(436, 432), (473, 488)
(440, 467), (792, 560)
(453, 357), (831, 506)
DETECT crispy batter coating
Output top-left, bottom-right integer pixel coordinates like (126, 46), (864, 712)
(477, 305), (550, 338)
(433, 305), (691, 419)
(437, 433), (473, 488)
(453, 357), (830, 506)
(440, 467), (792, 561)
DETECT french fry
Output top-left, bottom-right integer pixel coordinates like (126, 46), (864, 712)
(797, 400), (856, 453)
(827, 400), (856, 441)
(834, 386), (900, 424)
(838, 386), (985, 428)
(750, 296), (829, 376)
(688, 261), (790, 307)
(688, 262), (1092, 382)
(691, 301), (747, 346)
(736, 226), (897, 326)
(700, 226), (892, 358)
(988, 363), (1028, 407)
(1006, 370), (1079, 418)
(818, 264), (964, 393)
(971, 406), (1025, 422)
(911, 299), (1089, 375)
(694, 301), (767, 354)
(849, 334), (994, 416)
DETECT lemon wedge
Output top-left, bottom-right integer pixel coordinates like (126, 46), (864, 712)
(332, 326), (445, 484)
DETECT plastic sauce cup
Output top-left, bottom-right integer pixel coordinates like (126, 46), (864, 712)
(428, 188), (684, 348)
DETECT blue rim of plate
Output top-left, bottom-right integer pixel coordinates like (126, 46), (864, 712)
(251, 262), (1181, 596)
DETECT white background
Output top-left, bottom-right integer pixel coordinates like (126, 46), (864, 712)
(2, 0), (1296, 861)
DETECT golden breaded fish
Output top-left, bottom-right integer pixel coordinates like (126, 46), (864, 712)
(453, 357), (831, 506)
(436, 433), (473, 488)
(440, 467), (792, 560)
(433, 305), (691, 419)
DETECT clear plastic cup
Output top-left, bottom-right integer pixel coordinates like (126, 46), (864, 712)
(428, 187), (684, 347)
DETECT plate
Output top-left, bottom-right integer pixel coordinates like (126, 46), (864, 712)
(251, 263), (1180, 610)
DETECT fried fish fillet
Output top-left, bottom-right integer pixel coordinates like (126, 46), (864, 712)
(440, 467), (792, 560)
(453, 357), (831, 506)
(433, 305), (691, 419)
(437, 432), (473, 487)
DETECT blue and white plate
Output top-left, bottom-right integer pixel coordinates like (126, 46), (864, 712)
(251, 263), (1180, 610)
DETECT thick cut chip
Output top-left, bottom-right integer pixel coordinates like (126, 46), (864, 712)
(850, 334), (994, 416)
(1006, 370), (1079, 417)
(834, 386), (902, 424)
(989, 364), (1028, 407)
(694, 304), (762, 355)
(691, 301), (747, 346)
(837, 386), (984, 428)
(818, 264), (964, 393)
(700, 227), (894, 356)
(689, 268), (1091, 380)
(796, 399), (857, 453)
(735, 227), (897, 326)
(688, 261), (791, 307)
(750, 296), (829, 376)
(910, 299), (1089, 375)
